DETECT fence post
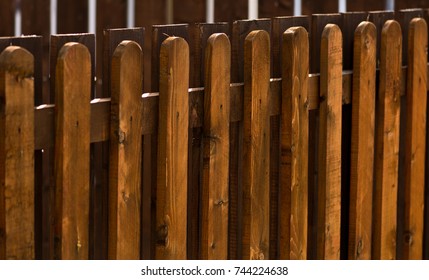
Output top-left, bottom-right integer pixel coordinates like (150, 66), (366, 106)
(108, 40), (143, 260)
(242, 30), (270, 260)
(280, 26), (309, 260)
(0, 46), (35, 259)
(54, 42), (91, 260)
(317, 24), (342, 260)
(373, 20), (402, 260)
(403, 17), (428, 260)
(348, 21), (377, 260)
(201, 33), (230, 260)
(156, 36), (189, 260)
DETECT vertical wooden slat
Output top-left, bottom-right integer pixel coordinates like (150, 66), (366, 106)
(0, 1), (14, 36)
(57, 0), (88, 33)
(155, 37), (189, 260)
(0, 46), (35, 259)
(201, 33), (230, 260)
(318, 24), (342, 260)
(403, 18), (427, 260)
(54, 43), (91, 260)
(259, 0), (293, 18)
(368, 11), (395, 67)
(108, 41), (143, 260)
(174, 0), (205, 23)
(373, 20), (402, 260)
(348, 21), (376, 260)
(396, 1), (429, 10)
(302, 0), (338, 16)
(347, 0), (386, 12)
(280, 26), (309, 260)
(242, 30), (270, 260)
(215, 0), (248, 23)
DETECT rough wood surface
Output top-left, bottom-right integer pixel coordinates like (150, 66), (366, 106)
(280, 27), (309, 260)
(318, 24), (342, 260)
(155, 37), (189, 260)
(242, 30), (270, 260)
(348, 21), (376, 260)
(54, 43), (91, 260)
(201, 33), (230, 260)
(373, 20), (402, 260)
(0, 46), (35, 259)
(108, 41), (143, 260)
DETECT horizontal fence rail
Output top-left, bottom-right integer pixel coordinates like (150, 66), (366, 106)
(0, 8), (429, 260)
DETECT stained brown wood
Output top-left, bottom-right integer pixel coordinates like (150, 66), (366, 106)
(174, 0), (205, 23)
(318, 24), (342, 260)
(0, 46), (35, 259)
(201, 33), (230, 260)
(54, 43), (91, 259)
(215, 0), (248, 23)
(368, 11), (395, 66)
(396, 1), (429, 10)
(373, 20), (402, 260)
(0, 1), (14, 36)
(403, 18), (427, 260)
(348, 21), (376, 260)
(259, 0), (294, 18)
(302, 0), (338, 16)
(57, 0), (88, 33)
(347, 0), (385, 12)
(242, 30), (270, 260)
(155, 37), (189, 260)
(280, 26), (309, 260)
(108, 41), (143, 260)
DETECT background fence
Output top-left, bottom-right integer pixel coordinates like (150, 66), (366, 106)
(0, 2), (429, 260)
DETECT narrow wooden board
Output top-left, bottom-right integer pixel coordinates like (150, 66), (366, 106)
(108, 41), (143, 259)
(215, 0), (248, 23)
(0, 1), (14, 36)
(396, 1), (429, 10)
(242, 30), (270, 260)
(57, 0), (88, 33)
(0, 46), (35, 259)
(318, 24), (342, 260)
(280, 27), (309, 260)
(368, 11), (395, 67)
(155, 37), (189, 260)
(259, 0), (294, 18)
(348, 21), (377, 260)
(201, 33), (231, 260)
(173, 0), (205, 24)
(302, 0), (338, 16)
(373, 20), (402, 260)
(403, 18), (427, 260)
(54, 43), (91, 259)
(347, 0), (385, 11)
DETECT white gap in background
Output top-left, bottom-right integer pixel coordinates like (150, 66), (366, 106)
(248, 0), (258, 20)
(339, 0), (346, 13)
(14, 1), (22, 36)
(294, 0), (302, 16)
(206, 0), (215, 23)
(89, 0), (96, 34)
(386, 0), (395, 10)
(51, 0), (57, 34)
(127, 0), (135, 28)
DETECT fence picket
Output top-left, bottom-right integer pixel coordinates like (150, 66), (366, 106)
(155, 37), (189, 260)
(57, 0), (88, 33)
(108, 40), (143, 260)
(318, 24), (342, 260)
(280, 26), (309, 260)
(242, 30), (270, 260)
(201, 33), (231, 260)
(0, 46), (35, 260)
(403, 17), (427, 260)
(373, 20), (402, 260)
(348, 21), (376, 260)
(54, 43), (91, 260)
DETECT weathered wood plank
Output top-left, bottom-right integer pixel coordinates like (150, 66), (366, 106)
(108, 41), (143, 260)
(201, 33), (230, 260)
(242, 30), (270, 260)
(280, 26), (309, 260)
(373, 20), (402, 260)
(0, 46), (35, 259)
(348, 21), (376, 260)
(155, 37), (189, 260)
(317, 24), (342, 260)
(403, 18), (427, 260)
(54, 43), (91, 259)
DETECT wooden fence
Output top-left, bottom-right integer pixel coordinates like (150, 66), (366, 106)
(0, 9), (429, 260)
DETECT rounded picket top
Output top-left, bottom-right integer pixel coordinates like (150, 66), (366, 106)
(355, 21), (377, 47)
(382, 20), (402, 43)
(322, 23), (342, 44)
(160, 36), (189, 61)
(245, 29), (270, 57)
(112, 40), (143, 65)
(0, 46), (34, 78)
(57, 42), (91, 66)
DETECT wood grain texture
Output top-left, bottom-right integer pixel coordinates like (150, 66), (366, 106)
(54, 43), (91, 260)
(108, 41), (143, 260)
(0, 46), (35, 259)
(57, 0), (88, 33)
(201, 33), (230, 260)
(280, 27), (309, 260)
(318, 24), (342, 260)
(242, 30), (270, 260)
(403, 18), (427, 260)
(373, 20), (402, 260)
(348, 21), (376, 260)
(155, 37), (189, 260)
